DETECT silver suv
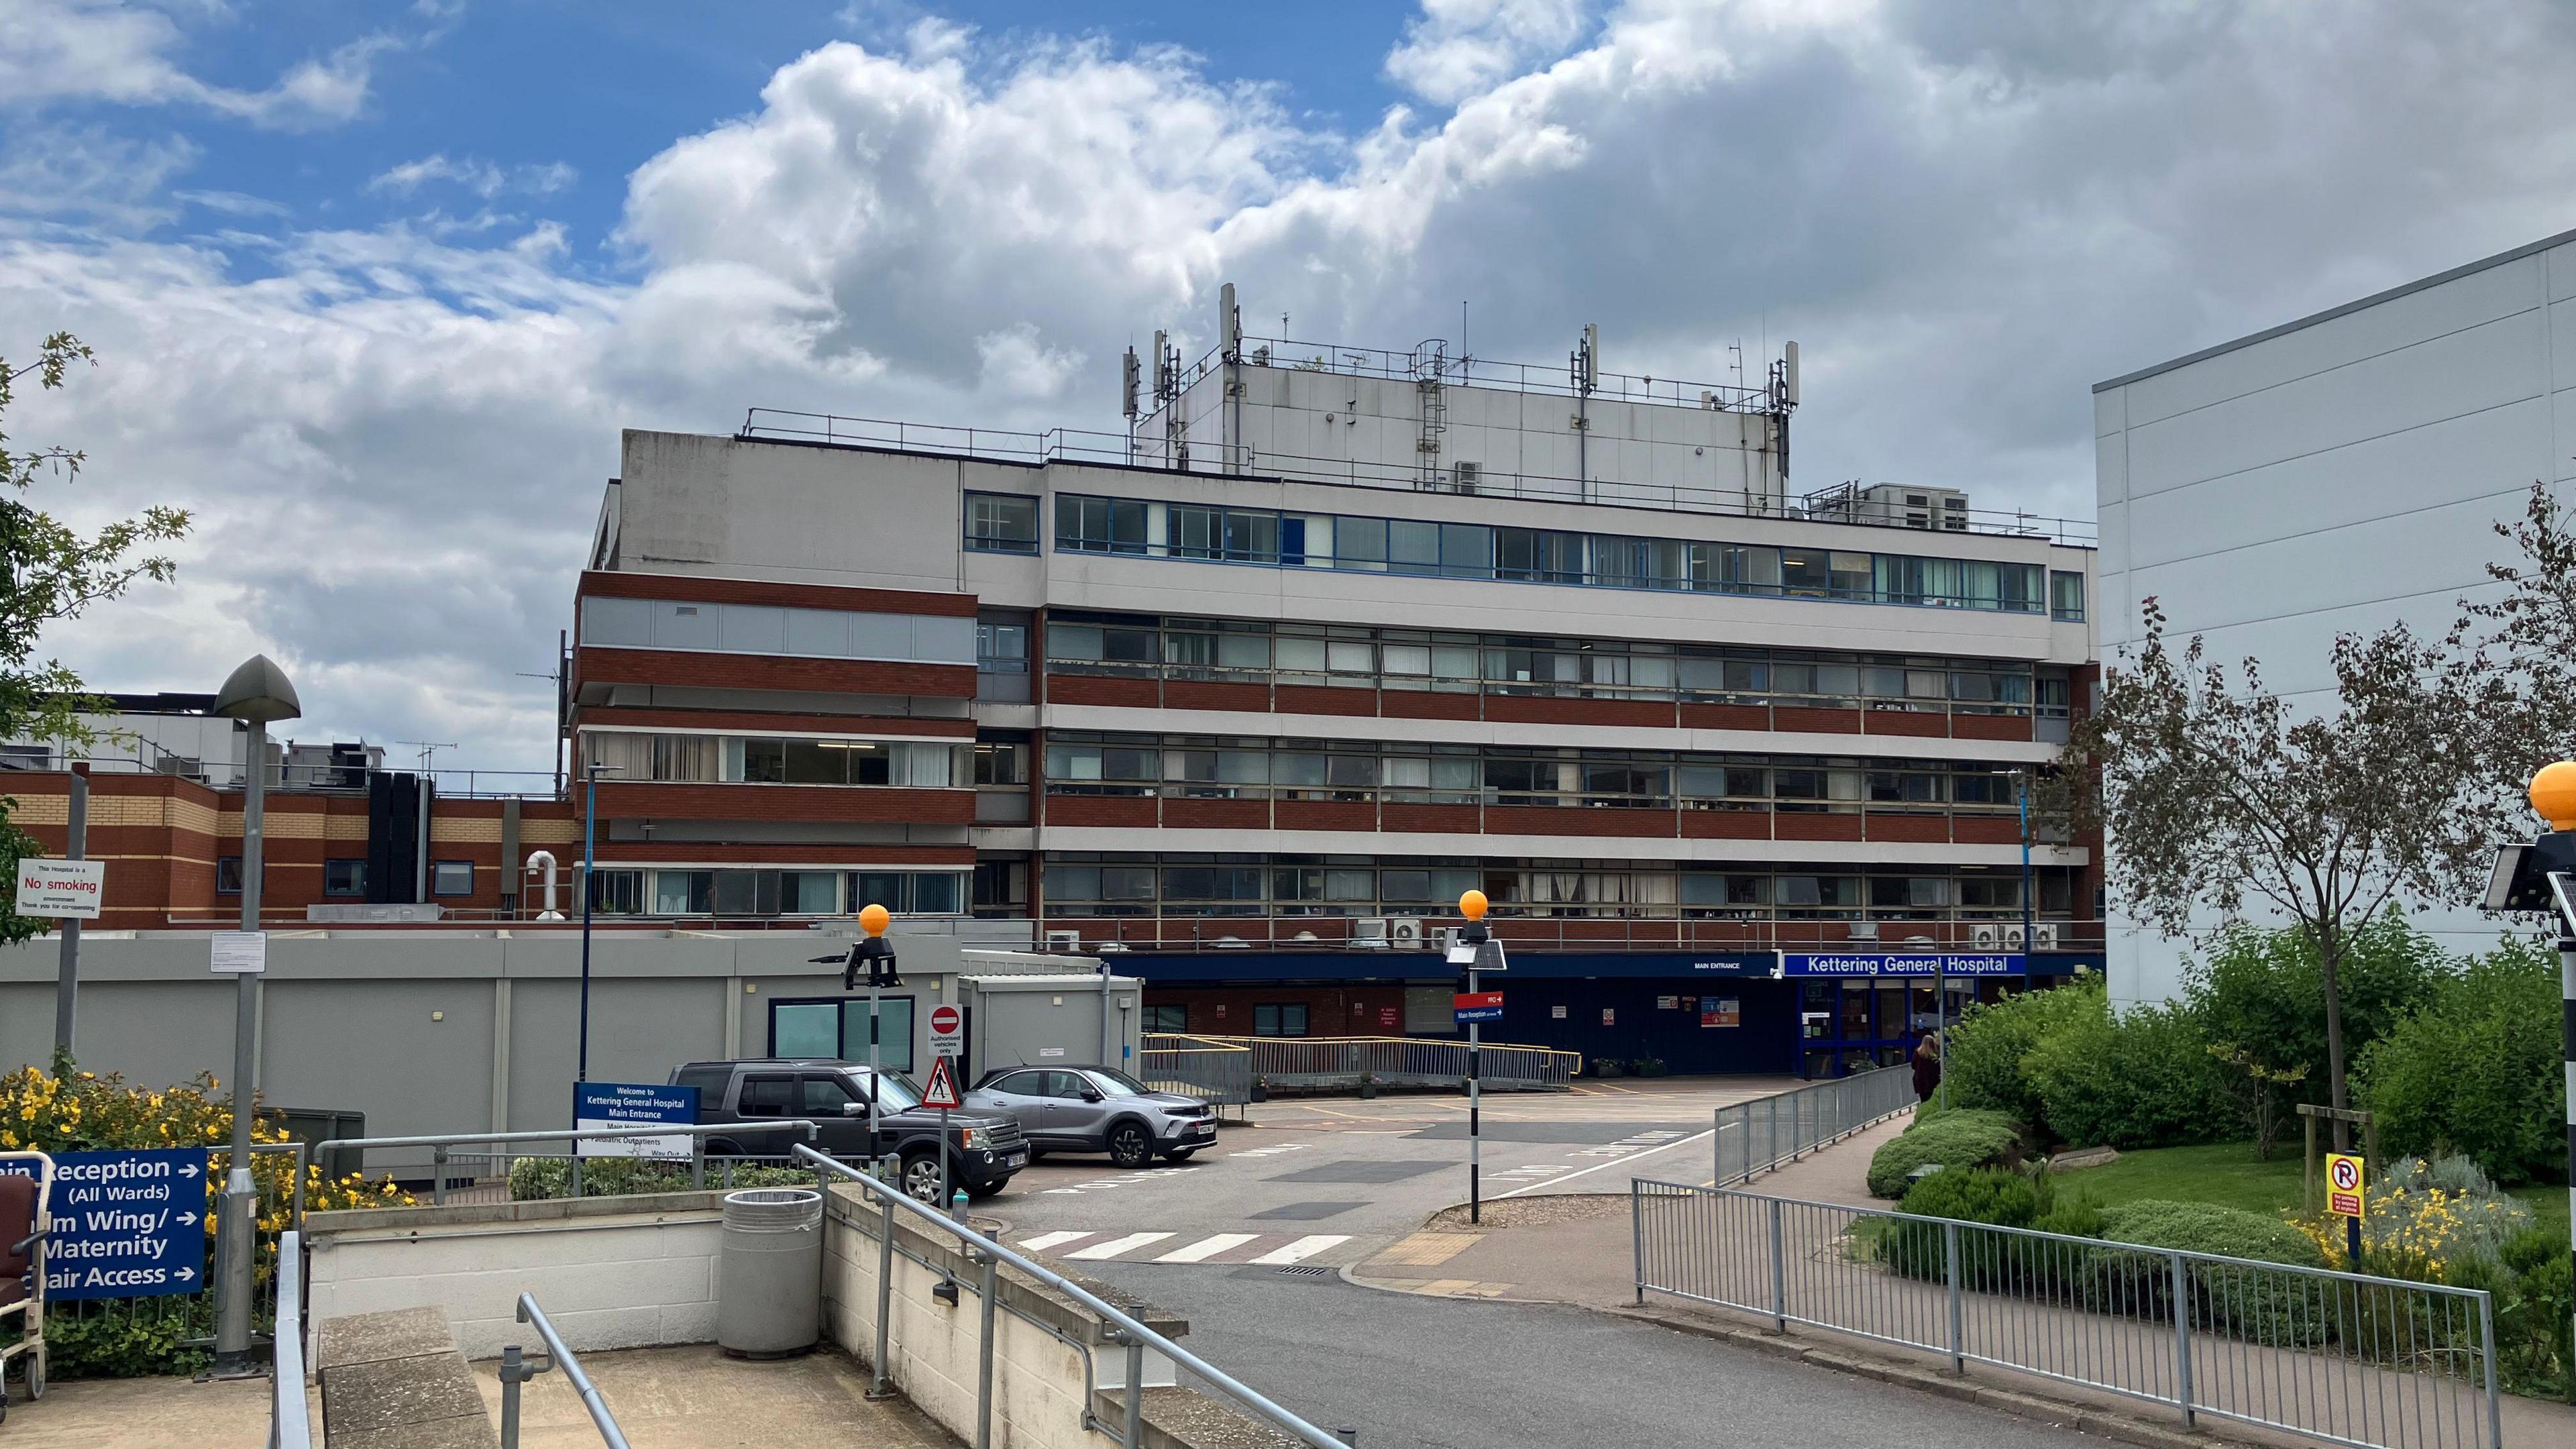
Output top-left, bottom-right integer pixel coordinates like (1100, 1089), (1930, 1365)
(965, 1066), (1218, 1167)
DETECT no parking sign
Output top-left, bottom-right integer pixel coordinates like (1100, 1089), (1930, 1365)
(2326, 1152), (2365, 1218)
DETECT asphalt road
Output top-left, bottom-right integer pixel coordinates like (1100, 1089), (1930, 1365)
(1081, 1258), (2088, 1449)
(976, 1079), (1790, 1268)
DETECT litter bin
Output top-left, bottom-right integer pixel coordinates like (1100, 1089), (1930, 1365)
(717, 1188), (824, 1358)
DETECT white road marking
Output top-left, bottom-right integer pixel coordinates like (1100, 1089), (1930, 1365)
(1018, 1230), (1095, 1252)
(1248, 1234), (1349, 1266)
(1497, 1128), (1714, 1198)
(1068, 1232), (1176, 1260)
(1155, 1233), (1259, 1263)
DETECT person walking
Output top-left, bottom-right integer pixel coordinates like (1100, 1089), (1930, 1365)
(1911, 1032), (1941, 1104)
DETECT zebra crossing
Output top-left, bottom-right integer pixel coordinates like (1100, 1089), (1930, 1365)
(1014, 1228), (1354, 1267)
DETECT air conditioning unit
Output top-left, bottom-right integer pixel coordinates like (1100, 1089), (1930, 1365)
(1044, 929), (1081, 951)
(1384, 917), (1427, 950)
(1351, 918), (1391, 949)
(1846, 920), (1881, 943)
(2032, 922), (2060, 951)
(1452, 461), (1481, 494)
(1970, 923), (2002, 951)
(2002, 924), (2029, 950)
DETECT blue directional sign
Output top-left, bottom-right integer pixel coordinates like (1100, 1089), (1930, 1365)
(0, 1147), (209, 1300)
(573, 1081), (699, 1161)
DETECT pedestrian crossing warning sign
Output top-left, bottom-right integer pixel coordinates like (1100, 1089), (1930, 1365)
(2326, 1152), (2365, 1218)
(921, 1055), (963, 1110)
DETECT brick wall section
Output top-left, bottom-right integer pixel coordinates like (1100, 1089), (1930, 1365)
(577, 569), (977, 617)
(1861, 710), (1949, 739)
(577, 647), (975, 699)
(592, 782), (974, 823)
(1484, 695), (1676, 729)
(594, 842), (976, 865)
(576, 707), (975, 737)
(1864, 812), (1951, 843)
(1046, 675), (1157, 709)
(1161, 798), (1269, 830)
(1040, 794), (1157, 828)
(1378, 692), (1479, 720)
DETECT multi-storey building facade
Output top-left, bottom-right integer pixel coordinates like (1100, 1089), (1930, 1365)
(572, 308), (2100, 1075)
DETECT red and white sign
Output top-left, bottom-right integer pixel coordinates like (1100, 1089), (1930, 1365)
(920, 1055), (963, 1110)
(927, 1003), (964, 1056)
(16, 857), (105, 919)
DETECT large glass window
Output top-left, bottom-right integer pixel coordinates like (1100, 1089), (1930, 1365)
(2050, 570), (2086, 622)
(964, 492), (1040, 553)
(1056, 495), (1149, 553)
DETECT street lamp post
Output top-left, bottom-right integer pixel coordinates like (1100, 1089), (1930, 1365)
(1456, 891), (1497, 1226)
(2479, 758), (2576, 1364)
(210, 654), (299, 1377)
(837, 904), (900, 1169)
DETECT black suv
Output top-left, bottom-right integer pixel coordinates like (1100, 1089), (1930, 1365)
(672, 1058), (1028, 1203)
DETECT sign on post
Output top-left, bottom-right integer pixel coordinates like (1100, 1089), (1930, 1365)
(0, 1147), (207, 1300)
(920, 1056), (963, 1110)
(209, 930), (267, 975)
(927, 1003), (964, 1057)
(1453, 990), (1505, 1025)
(2326, 1152), (2366, 1218)
(15, 857), (105, 919)
(572, 1081), (700, 1161)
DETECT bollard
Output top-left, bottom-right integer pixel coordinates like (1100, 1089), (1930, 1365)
(952, 1187), (969, 1223)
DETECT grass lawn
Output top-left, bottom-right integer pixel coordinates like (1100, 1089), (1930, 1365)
(2060, 1140), (2571, 1242)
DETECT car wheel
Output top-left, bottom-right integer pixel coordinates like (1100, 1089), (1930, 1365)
(901, 1152), (945, 1203)
(1107, 1120), (1154, 1169)
(1161, 1148), (1198, 1164)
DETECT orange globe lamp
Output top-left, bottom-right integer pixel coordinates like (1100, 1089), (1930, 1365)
(1459, 890), (1489, 921)
(2534, 760), (2576, 832)
(858, 902), (892, 936)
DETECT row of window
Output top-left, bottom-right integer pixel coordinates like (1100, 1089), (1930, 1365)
(1039, 853), (2078, 919)
(216, 858), (475, 897)
(586, 867), (971, 918)
(579, 595), (977, 664)
(1044, 614), (2070, 715)
(965, 490), (2086, 619)
(1042, 734), (2039, 810)
(582, 732), (973, 788)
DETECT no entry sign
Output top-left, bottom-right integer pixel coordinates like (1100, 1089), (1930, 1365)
(928, 1003), (964, 1056)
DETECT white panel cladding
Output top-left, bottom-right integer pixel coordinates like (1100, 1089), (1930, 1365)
(580, 595), (975, 666)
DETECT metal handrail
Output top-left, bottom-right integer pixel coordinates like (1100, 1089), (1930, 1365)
(511, 1293), (630, 1449)
(794, 1144), (1351, 1449)
(290, 1120), (823, 1225)
(268, 1230), (311, 1449)
(1712, 1065), (1915, 1187)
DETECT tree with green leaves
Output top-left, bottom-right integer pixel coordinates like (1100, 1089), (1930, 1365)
(2452, 479), (2576, 782)
(0, 333), (193, 944)
(2049, 598), (2511, 1152)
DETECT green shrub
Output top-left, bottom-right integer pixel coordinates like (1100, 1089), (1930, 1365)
(2497, 1228), (2573, 1399)
(2358, 938), (2567, 1187)
(2029, 1197), (2107, 1241)
(507, 1156), (816, 1201)
(1898, 1165), (2044, 1227)
(2098, 1198), (2327, 1343)
(1864, 1109), (2019, 1198)
(2186, 913), (2448, 1116)
(1941, 985), (2097, 1132)
(2021, 989), (2229, 1150)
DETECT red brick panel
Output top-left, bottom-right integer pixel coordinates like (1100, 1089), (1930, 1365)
(1482, 696), (1676, 729)
(1379, 691), (1479, 720)
(1163, 680), (1271, 713)
(579, 647), (975, 698)
(1774, 812), (1865, 842)
(1951, 816), (2026, 845)
(1042, 794), (1159, 828)
(1484, 805), (1676, 837)
(1773, 706), (1864, 735)
(1273, 800), (1378, 831)
(1951, 714), (2036, 742)
(1380, 803), (1482, 833)
(1861, 710), (1949, 739)
(577, 707), (975, 737)
(1678, 702), (1772, 731)
(1680, 810), (1771, 839)
(594, 782), (973, 823)
(596, 842), (977, 865)
(1045, 674), (1160, 708)
(1162, 798), (1270, 830)
(1864, 812), (1951, 843)
(578, 570), (977, 617)
(1273, 685), (1378, 716)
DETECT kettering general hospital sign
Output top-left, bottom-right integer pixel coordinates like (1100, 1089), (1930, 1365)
(1777, 953), (2029, 977)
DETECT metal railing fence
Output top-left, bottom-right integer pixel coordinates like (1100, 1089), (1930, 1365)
(1713, 1066), (1915, 1187)
(267, 1230), (310, 1449)
(1138, 1034), (1255, 1110)
(1171, 1034), (1580, 1091)
(796, 1144), (1353, 1449)
(289, 1121), (823, 1225)
(499, 1293), (629, 1449)
(1633, 1181), (2503, 1449)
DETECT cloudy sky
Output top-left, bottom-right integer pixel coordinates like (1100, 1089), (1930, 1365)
(6, 0), (2575, 778)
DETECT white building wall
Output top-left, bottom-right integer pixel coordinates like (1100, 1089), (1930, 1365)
(2094, 228), (2576, 1005)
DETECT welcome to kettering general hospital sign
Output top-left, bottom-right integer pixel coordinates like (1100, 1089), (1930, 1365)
(1778, 953), (2028, 976)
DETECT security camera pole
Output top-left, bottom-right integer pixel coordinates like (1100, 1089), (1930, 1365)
(1452, 890), (1505, 1226)
(2479, 759), (2576, 1357)
(844, 904), (900, 1169)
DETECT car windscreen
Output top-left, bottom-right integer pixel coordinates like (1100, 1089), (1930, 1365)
(856, 1071), (923, 1112)
(1089, 1069), (1155, 1097)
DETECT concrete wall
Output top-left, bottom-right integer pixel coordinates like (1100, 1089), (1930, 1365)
(1, 928), (1119, 1159)
(306, 1193), (727, 1358)
(2094, 229), (2576, 1003)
